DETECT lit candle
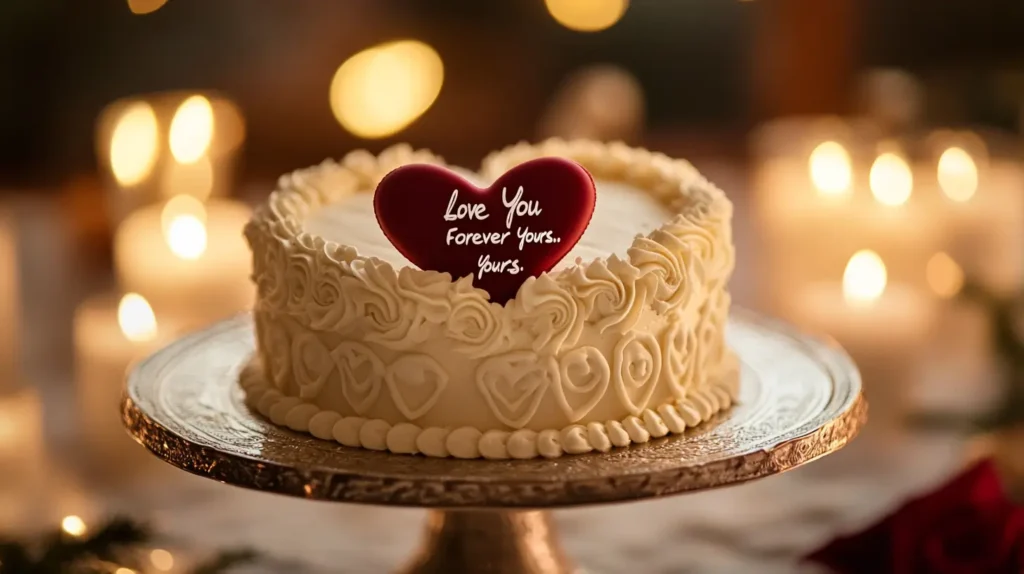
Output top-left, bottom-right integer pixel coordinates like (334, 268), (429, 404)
(96, 92), (244, 222)
(113, 196), (253, 327)
(787, 250), (936, 426)
(755, 134), (943, 310)
(74, 293), (181, 471)
(925, 137), (1024, 295)
(0, 387), (44, 486)
(0, 211), (17, 390)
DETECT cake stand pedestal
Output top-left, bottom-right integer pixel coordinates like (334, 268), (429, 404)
(122, 311), (866, 574)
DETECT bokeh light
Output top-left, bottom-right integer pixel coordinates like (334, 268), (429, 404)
(117, 293), (158, 342)
(61, 515), (88, 537)
(808, 141), (852, 196)
(937, 146), (979, 203)
(110, 101), (159, 187)
(843, 250), (887, 305)
(161, 195), (208, 260)
(545, 0), (629, 32)
(926, 252), (964, 299)
(869, 152), (913, 206)
(149, 549), (175, 572)
(169, 95), (214, 164)
(330, 40), (443, 139)
(127, 0), (168, 15)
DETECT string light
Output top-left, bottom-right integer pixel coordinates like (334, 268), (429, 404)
(61, 516), (87, 538)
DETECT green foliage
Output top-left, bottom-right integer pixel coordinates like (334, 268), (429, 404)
(0, 516), (258, 574)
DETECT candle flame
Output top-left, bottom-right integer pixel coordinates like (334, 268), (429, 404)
(330, 40), (444, 139)
(937, 146), (978, 203)
(169, 95), (214, 164)
(117, 293), (158, 342)
(545, 0), (628, 32)
(61, 515), (88, 537)
(808, 141), (852, 196)
(926, 251), (964, 299)
(869, 152), (913, 206)
(161, 196), (208, 260)
(109, 101), (159, 187)
(843, 250), (887, 305)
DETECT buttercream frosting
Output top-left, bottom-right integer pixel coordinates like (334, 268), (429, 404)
(242, 139), (736, 459)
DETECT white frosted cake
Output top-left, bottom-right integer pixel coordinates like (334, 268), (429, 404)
(241, 139), (737, 459)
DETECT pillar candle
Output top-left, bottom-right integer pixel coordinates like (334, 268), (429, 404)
(113, 197), (253, 328)
(0, 211), (17, 391)
(74, 293), (182, 473)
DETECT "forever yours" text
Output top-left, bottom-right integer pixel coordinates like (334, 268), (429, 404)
(443, 186), (561, 279)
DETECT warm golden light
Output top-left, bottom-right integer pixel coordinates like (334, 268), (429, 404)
(330, 40), (444, 139)
(117, 293), (158, 342)
(109, 102), (159, 187)
(166, 216), (207, 260)
(869, 152), (913, 206)
(161, 156), (214, 199)
(115, 568), (136, 574)
(545, 0), (628, 32)
(149, 549), (175, 572)
(937, 146), (978, 203)
(61, 515), (88, 537)
(127, 0), (168, 14)
(169, 95), (214, 164)
(161, 196), (208, 260)
(926, 252), (964, 299)
(808, 141), (852, 196)
(843, 250), (887, 305)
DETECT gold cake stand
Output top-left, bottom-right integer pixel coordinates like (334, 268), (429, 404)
(121, 310), (865, 574)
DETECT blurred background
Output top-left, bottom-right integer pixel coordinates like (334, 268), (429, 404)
(2, 0), (1024, 572)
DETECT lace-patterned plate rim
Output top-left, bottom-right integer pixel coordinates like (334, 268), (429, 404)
(121, 310), (866, 509)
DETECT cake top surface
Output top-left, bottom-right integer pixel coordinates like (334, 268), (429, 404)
(303, 178), (670, 270)
(246, 139), (734, 311)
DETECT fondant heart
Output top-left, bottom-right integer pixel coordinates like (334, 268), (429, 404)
(374, 157), (596, 304)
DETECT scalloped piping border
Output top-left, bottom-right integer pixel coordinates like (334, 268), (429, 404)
(245, 138), (735, 326)
(239, 355), (740, 460)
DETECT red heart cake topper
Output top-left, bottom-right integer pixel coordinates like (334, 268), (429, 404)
(374, 157), (596, 304)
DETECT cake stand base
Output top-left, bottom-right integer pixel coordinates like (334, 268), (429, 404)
(401, 511), (571, 574)
(122, 310), (865, 574)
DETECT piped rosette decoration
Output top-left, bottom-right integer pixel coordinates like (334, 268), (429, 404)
(242, 139), (737, 459)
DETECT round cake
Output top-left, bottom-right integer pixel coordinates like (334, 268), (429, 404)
(241, 139), (737, 459)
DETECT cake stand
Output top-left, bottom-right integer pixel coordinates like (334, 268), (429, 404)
(121, 310), (865, 574)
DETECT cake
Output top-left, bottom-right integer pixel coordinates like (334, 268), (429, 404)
(241, 139), (737, 459)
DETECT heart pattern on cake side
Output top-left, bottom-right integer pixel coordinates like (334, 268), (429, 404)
(476, 351), (559, 429)
(612, 332), (663, 416)
(384, 354), (449, 420)
(291, 333), (333, 399)
(332, 341), (386, 415)
(374, 157), (596, 304)
(554, 346), (610, 422)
